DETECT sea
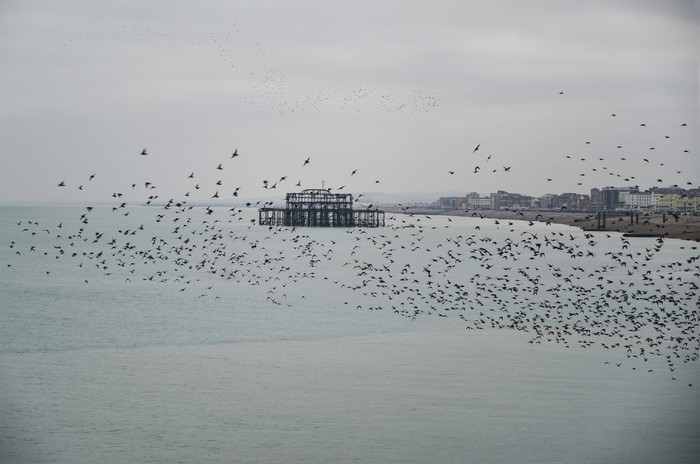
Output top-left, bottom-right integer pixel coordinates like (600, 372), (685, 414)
(1, 205), (699, 464)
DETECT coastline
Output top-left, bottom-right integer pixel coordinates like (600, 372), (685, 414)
(386, 208), (700, 242)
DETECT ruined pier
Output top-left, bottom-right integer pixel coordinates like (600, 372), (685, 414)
(258, 189), (385, 227)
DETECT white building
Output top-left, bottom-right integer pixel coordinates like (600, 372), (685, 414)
(468, 197), (492, 210)
(625, 192), (661, 210)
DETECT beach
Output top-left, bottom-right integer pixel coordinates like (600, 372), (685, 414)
(388, 208), (700, 242)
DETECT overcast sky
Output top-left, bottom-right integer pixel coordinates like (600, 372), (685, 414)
(1, 0), (698, 204)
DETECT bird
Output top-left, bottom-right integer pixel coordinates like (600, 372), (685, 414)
(231, 149), (239, 158)
(57, 181), (65, 187)
(303, 157), (310, 166)
(473, 144), (480, 154)
(140, 149), (148, 156)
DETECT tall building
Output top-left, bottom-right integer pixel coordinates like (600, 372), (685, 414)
(590, 188), (601, 209)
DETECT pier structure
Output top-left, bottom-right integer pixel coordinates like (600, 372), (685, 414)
(258, 189), (384, 227)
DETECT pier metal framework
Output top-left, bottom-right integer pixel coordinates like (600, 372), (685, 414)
(258, 189), (384, 227)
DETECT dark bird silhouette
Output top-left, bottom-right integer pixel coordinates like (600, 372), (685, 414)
(140, 149), (148, 156)
(473, 144), (481, 154)
(303, 157), (310, 166)
(231, 149), (239, 158)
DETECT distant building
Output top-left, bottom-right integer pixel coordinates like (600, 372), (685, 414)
(558, 192), (589, 210)
(437, 196), (468, 210)
(625, 192), (661, 210)
(430, 185), (697, 214)
(657, 194), (700, 213)
(467, 192), (492, 210)
(539, 193), (556, 210)
(490, 191), (532, 210)
(601, 186), (638, 210)
(590, 188), (602, 210)
(601, 188), (619, 210)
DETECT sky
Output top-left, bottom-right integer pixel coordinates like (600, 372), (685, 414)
(1, 0), (698, 205)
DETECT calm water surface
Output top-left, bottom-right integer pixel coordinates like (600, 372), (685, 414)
(1, 205), (699, 463)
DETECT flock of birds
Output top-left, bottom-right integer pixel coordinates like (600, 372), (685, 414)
(60, 20), (443, 116)
(5, 142), (699, 387)
(448, 106), (694, 192)
(15, 19), (700, 386)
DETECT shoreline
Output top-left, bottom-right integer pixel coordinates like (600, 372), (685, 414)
(386, 208), (700, 242)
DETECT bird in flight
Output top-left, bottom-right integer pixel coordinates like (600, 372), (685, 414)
(140, 149), (148, 156)
(231, 149), (239, 158)
(473, 144), (480, 154)
(303, 157), (310, 166)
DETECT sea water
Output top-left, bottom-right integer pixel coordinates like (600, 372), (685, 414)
(1, 205), (699, 463)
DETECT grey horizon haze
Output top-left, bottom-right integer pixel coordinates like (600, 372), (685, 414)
(1, 0), (698, 205)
